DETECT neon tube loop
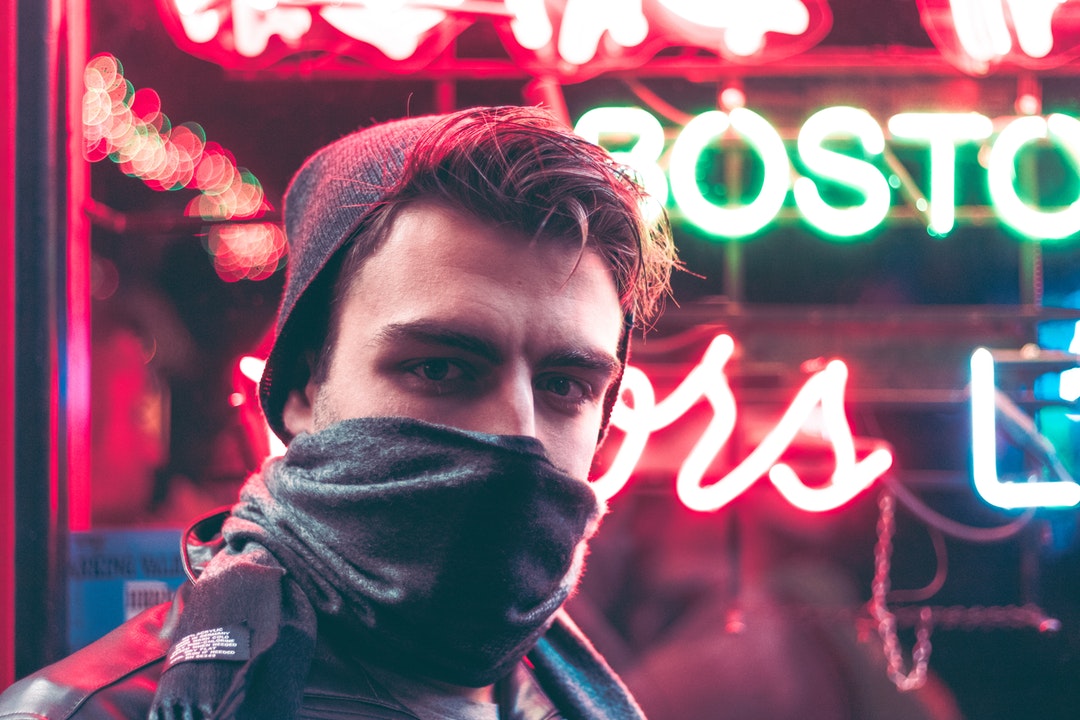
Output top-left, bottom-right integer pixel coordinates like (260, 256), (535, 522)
(969, 348), (1080, 509)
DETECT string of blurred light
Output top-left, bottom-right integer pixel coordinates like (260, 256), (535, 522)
(82, 53), (285, 283)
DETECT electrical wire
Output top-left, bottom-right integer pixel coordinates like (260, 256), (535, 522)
(884, 472), (1036, 543)
(623, 78), (695, 127)
(886, 523), (948, 603)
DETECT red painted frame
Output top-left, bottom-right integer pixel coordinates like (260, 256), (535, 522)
(1, 0), (17, 691)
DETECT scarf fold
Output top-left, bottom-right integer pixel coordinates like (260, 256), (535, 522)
(150, 416), (603, 720)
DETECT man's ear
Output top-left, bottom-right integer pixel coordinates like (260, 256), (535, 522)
(281, 352), (318, 437)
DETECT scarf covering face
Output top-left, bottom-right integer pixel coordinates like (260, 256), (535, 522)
(150, 416), (603, 720)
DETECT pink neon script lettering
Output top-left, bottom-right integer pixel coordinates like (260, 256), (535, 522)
(593, 334), (894, 512)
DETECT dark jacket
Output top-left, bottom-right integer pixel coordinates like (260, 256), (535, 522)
(0, 511), (630, 720)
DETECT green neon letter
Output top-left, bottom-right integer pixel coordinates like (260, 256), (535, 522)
(575, 106), (669, 206)
(670, 108), (789, 239)
(888, 112), (993, 235)
(793, 106), (890, 239)
(988, 114), (1080, 241)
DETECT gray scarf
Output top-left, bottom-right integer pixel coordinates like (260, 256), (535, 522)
(150, 417), (637, 720)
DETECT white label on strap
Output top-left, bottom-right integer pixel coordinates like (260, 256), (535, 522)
(165, 625), (251, 669)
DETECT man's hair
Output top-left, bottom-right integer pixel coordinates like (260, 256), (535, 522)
(308, 106), (677, 384)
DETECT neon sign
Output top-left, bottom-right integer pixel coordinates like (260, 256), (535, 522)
(153, 0), (831, 77)
(575, 105), (1080, 242)
(237, 356), (287, 458)
(594, 334), (894, 511)
(970, 347), (1080, 508)
(918, 0), (1080, 75)
(1062, 322), (1080, 419)
(886, 112), (993, 236)
(154, 0), (1080, 79)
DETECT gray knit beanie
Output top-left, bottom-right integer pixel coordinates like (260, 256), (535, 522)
(259, 113), (445, 443)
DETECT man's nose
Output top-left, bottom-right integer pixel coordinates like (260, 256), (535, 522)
(477, 374), (536, 438)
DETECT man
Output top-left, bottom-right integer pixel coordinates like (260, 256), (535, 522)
(0, 105), (676, 719)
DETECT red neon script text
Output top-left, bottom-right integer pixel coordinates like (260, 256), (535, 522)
(593, 334), (894, 512)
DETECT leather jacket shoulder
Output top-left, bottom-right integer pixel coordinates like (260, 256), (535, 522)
(0, 600), (175, 720)
(0, 510), (227, 718)
(0, 510), (418, 720)
(0, 587), (425, 719)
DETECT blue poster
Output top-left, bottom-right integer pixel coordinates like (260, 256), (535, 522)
(67, 528), (189, 652)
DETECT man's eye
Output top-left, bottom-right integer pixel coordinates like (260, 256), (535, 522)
(407, 359), (464, 382)
(539, 375), (589, 401)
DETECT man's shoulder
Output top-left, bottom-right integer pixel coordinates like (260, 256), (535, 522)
(0, 601), (177, 720)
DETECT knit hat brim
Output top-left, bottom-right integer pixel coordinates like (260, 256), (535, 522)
(259, 115), (445, 443)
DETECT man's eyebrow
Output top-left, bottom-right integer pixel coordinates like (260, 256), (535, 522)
(373, 321), (503, 364)
(374, 321), (621, 378)
(539, 348), (623, 379)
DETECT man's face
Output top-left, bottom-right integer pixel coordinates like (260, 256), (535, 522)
(282, 200), (625, 480)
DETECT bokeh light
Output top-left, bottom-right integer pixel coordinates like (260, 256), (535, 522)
(82, 53), (267, 220)
(205, 223), (288, 282)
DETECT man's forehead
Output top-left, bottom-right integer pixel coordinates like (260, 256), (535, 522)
(353, 201), (618, 291)
(333, 212), (622, 351)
